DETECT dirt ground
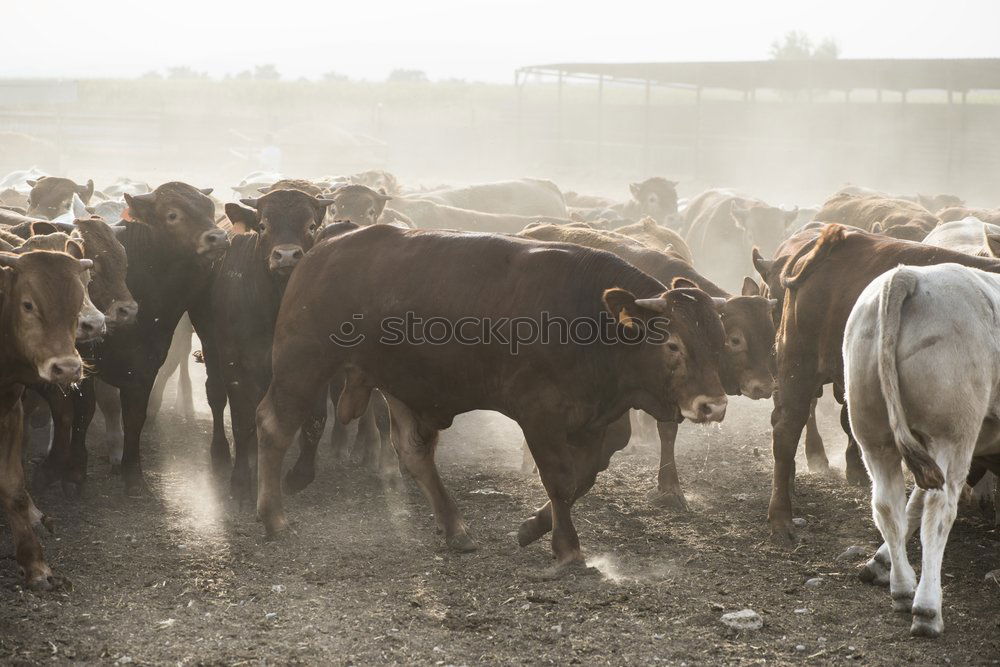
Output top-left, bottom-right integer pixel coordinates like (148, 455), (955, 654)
(2, 371), (999, 665)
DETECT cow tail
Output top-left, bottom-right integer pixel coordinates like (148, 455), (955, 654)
(876, 268), (945, 489)
(781, 224), (847, 290)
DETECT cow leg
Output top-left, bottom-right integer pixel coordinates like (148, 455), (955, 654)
(32, 387), (74, 496)
(768, 374), (818, 542)
(327, 380), (351, 462)
(647, 418), (687, 510)
(64, 377), (96, 498)
(95, 380), (123, 471)
(804, 398), (830, 474)
(284, 394), (328, 494)
(384, 395), (474, 552)
(175, 336), (194, 420)
(148, 316), (187, 419)
(0, 395), (60, 590)
(203, 348), (231, 475)
(370, 392), (398, 478)
(861, 487), (925, 586)
(841, 403), (868, 485)
(911, 461), (966, 638)
(865, 448), (917, 613)
(353, 398), (381, 472)
(519, 440), (536, 474)
(119, 383), (154, 496)
(227, 388), (257, 508)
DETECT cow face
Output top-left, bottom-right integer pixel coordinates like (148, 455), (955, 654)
(604, 280), (727, 423)
(349, 170), (400, 196)
(629, 178), (679, 225)
(225, 189), (335, 277)
(73, 217), (137, 329)
(0, 249), (92, 385)
(733, 203), (797, 255)
(124, 182), (229, 260)
(26, 177), (94, 220)
(717, 278), (777, 400)
(329, 185), (392, 226)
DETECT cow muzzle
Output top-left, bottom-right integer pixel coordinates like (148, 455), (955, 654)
(269, 244), (305, 274)
(106, 299), (139, 329)
(197, 229), (230, 257)
(741, 378), (775, 401)
(76, 310), (107, 343)
(681, 395), (728, 423)
(39, 355), (84, 386)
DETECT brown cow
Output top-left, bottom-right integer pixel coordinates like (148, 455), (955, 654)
(255, 224), (728, 568)
(815, 193), (939, 240)
(766, 224), (1000, 541)
(685, 190), (798, 292)
(613, 217), (694, 264)
(26, 177), (94, 220)
(938, 206), (1000, 225)
(0, 247), (91, 589)
(518, 223), (776, 507)
(328, 184), (393, 225)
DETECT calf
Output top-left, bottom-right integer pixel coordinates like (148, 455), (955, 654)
(844, 263), (1000, 637)
(518, 223), (775, 508)
(766, 224), (1000, 541)
(201, 189), (334, 502)
(255, 225), (728, 568)
(0, 248), (91, 589)
(25, 177), (94, 220)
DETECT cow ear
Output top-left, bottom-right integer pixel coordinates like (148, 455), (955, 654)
(983, 227), (1000, 258)
(199, 188), (214, 196)
(225, 202), (260, 233)
(64, 239), (85, 260)
(604, 287), (659, 329)
(377, 188), (393, 202)
(629, 182), (641, 198)
(871, 221), (884, 235)
(671, 277), (698, 290)
(742, 276), (761, 296)
(26, 179), (38, 188)
(29, 221), (59, 236)
(752, 247), (773, 280)
(123, 193), (155, 222)
(78, 179), (95, 202)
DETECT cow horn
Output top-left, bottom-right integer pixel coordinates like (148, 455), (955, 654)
(634, 297), (670, 314)
(240, 198), (260, 209)
(199, 188), (214, 196)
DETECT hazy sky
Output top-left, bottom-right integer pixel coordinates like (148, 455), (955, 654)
(4, 1), (998, 81)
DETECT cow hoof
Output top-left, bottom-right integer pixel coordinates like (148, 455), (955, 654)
(283, 467), (314, 495)
(446, 533), (478, 553)
(845, 466), (869, 487)
(806, 457), (832, 475)
(123, 474), (149, 498)
(109, 463), (121, 476)
(859, 557), (890, 586)
(892, 591), (915, 613)
(768, 522), (796, 546)
(61, 480), (83, 500)
(910, 607), (942, 638)
(27, 572), (68, 592)
(647, 488), (688, 511)
(517, 518), (547, 548)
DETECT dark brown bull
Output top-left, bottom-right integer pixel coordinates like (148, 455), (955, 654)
(0, 248), (91, 589)
(25, 177), (94, 220)
(518, 223), (776, 507)
(197, 189), (334, 502)
(766, 224), (1000, 541)
(255, 224), (728, 568)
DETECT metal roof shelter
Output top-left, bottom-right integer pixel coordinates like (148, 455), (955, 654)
(516, 59), (1000, 95)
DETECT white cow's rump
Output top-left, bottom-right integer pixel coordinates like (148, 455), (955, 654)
(844, 263), (1000, 637)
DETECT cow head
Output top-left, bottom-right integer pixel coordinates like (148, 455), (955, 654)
(349, 170), (400, 196)
(717, 277), (777, 400)
(72, 217), (137, 329)
(871, 220), (927, 242)
(328, 185), (392, 226)
(225, 189), (334, 277)
(603, 279), (727, 423)
(0, 249), (92, 385)
(917, 193), (964, 214)
(26, 177), (94, 220)
(751, 248), (785, 325)
(629, 177), (679, 225)
(15, 230), (107, 343)
(732, 201), (798, 255)
(123, 182), (229, 260)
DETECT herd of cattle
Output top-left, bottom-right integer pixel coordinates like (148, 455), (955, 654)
(1, 167), (998, 639)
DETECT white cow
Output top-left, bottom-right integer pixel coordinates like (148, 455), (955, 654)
(923, 216), (1000, 256)
(844, 262), (1000, 637)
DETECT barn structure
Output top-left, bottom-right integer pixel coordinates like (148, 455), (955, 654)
(514, 59), (1000, 202)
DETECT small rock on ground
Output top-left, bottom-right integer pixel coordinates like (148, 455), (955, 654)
(720, 608), (763, 632)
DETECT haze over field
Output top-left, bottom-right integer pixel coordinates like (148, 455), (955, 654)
(3, 0), (999, 81)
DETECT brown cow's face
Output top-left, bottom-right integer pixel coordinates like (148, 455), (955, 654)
(630, 178), (679, 225)
(73, 217), (137, 329)
(225, 189), (334, 277)
(0, 250), (92, 385)
(718, 280), (777, 400)
(26, 177), (94, 220)
(604, 285), (727, 423)
(330, 185), (392, 226)
(735, 205), (797, 256)
(124, 183), (229, 260)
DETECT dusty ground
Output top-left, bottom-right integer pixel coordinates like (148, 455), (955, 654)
(2, 376), (999, 665)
